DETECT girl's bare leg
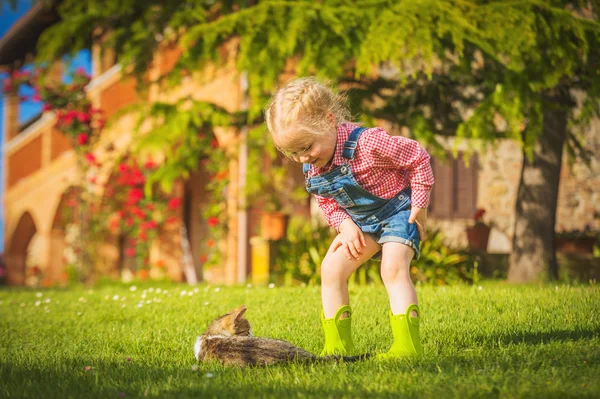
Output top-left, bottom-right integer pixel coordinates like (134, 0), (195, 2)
(321, 234), (381, 318)
(380, 242), (417, 316)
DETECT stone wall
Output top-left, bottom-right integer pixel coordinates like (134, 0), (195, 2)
(431, 116), (599, 253)
(555, 117), (600, 233)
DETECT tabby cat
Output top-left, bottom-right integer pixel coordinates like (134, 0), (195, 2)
(194, 305), (369, 366)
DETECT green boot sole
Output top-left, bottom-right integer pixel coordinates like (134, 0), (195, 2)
(320, 305), (356, 356)
(377, 304), (423, 359)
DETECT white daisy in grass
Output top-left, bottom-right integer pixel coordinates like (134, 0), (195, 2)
(129, 286), (137, 292)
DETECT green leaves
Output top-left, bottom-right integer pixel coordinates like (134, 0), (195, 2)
(32, 0), (600, 186)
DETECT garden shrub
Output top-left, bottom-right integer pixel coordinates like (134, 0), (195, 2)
(273, 218), (476, 286)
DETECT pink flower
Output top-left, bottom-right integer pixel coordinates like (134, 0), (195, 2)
(144, 160), (156, 170)
(77, 133), (89, 145)
(125, 248), (136, 257)
(166, 216), (178, 225)
(126, 188), (144, 205)
(77, 112), (90, 123)
(75, 67), (88, 77)
(474, 208), (486, 222)
(84, 153), (96, 164)
(32, 93), (41, 102)
(207, 217), (219, 227)
(141, 220), (157, 230)
(85, 366), (91, 371)
(168, 197), (182, 210)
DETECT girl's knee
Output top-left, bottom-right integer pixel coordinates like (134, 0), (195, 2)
(380, 260), (411, 283)
(321, 256), (349, 284)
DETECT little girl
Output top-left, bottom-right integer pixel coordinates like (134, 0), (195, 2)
(265, 77), (434, 358)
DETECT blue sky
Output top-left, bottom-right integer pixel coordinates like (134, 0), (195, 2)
(0, 1), (91, 252)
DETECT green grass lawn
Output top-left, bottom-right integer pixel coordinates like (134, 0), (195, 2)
(1, 281), (599, 398)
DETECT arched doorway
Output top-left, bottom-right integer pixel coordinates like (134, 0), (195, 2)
(100, 171), (135, 279)
(183, 162), (212, 282)
(47, 186), (81, 284)
(5, 212), (37, 285)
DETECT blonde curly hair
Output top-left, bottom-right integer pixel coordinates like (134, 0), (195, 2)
(264, 77), (351, 156)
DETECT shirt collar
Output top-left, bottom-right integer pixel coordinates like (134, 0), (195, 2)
(311, 122), (357, 173)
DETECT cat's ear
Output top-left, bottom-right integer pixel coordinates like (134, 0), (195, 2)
(230, 305), (247, 321)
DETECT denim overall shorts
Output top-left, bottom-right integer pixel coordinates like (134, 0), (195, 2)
(303, 127), (421, 259)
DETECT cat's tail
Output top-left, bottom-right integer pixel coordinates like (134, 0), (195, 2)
(320, 353), (372, 362)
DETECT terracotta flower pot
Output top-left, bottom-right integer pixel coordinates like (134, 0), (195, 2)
(555, 237), (596, 254)
(466, 224), (491, 251)
(260, 211), (289, 241)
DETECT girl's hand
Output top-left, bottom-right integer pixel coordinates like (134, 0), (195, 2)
(408, 207), (427, 240)
(332, 218), (367, 260)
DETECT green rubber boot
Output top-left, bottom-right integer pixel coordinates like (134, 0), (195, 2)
(320, 305), (356, 356)
(377, 304), (423, 359)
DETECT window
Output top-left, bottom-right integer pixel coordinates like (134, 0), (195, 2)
(429, 154), (478, 219)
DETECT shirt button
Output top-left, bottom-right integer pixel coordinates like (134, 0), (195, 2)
(307, 181), (311, 188)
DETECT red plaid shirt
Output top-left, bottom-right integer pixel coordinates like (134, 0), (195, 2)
(307, 122), (434, 230)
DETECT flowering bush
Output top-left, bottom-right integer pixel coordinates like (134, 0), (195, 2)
(195, 136), (229, 268)
(3, 66), (233, 281)
(103, 158), (183, 268)
(2, 69), (35, 93)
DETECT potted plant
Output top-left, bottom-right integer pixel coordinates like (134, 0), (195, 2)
(257, 178), (290, 241)
(466, 208), (491, 251)
(246, 129), (296, 241)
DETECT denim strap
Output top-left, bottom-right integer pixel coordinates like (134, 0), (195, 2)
(303, 127), (367, 173)
(342, 127), (367, 159)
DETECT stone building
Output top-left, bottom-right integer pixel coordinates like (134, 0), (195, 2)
(1, 4), (598, 286)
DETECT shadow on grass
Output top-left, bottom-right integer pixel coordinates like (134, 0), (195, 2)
(2, 350), (597, 398)
(475, 327), (600, 347)
(0, 359), (400, 399)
